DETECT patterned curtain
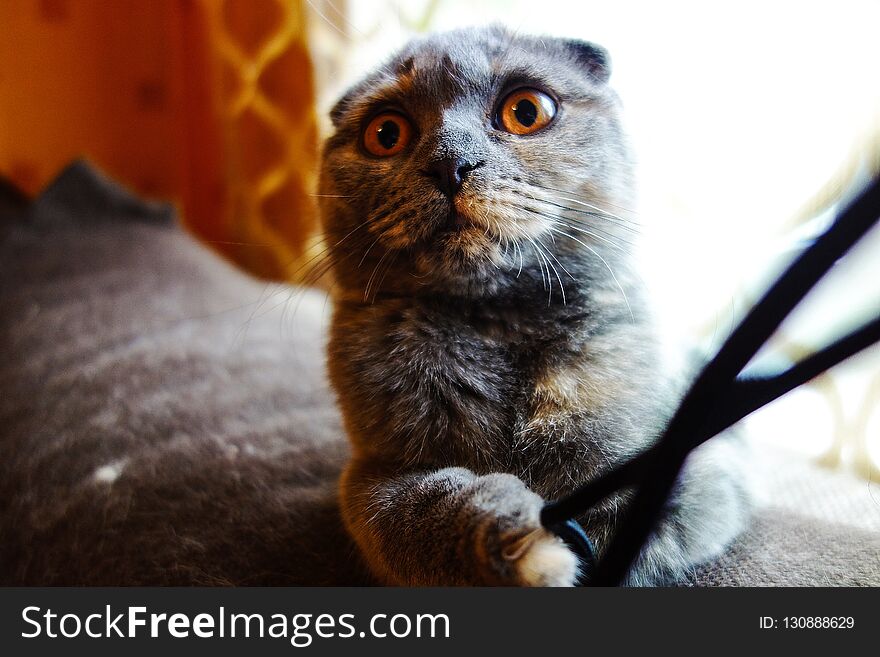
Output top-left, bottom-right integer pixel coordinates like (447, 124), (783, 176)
(0, 0), (318, 280)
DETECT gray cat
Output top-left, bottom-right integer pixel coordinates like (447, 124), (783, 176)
(320, 25), (750, 586)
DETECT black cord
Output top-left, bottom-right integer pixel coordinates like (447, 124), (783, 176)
(542, 175), (880, 586)
(546, 519), (597, 585)
(704, 313), (880, 442)
(541, 313), (880, 532)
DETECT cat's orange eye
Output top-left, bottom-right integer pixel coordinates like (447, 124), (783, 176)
(497, 89), (557, 135)
(362, 112), (413, 157)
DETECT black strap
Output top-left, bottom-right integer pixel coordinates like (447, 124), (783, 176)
(546, 519), (597, 585)
(543, 176), (880, 586)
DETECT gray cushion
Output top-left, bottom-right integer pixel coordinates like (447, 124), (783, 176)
(1, 161), (877, 585)
(0, 162), (365, 585)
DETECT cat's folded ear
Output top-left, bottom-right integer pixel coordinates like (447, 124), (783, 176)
(564, 40), (611, 84)
(329, 87), (359, 127)
(328, 77), (376, 127)
(329, 73), (393, 127)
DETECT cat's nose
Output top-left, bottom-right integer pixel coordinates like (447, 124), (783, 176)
(424, 157), (483, 198)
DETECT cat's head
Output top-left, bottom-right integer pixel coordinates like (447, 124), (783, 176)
(319, 25), (636, 302)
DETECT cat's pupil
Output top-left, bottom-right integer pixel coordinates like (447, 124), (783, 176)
(513, 100), (538, 126)
(377, 120), (400, 149)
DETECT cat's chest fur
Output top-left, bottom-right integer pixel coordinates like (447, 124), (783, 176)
(329, 292), (631, 485)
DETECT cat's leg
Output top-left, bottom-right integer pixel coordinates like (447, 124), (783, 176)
(622, 436), (752, 586)
(340, 461), (579, 586)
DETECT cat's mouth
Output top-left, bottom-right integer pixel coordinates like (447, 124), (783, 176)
(426, 203), (502, 265)
(451, 211), (473, 229)
(438, 207), (476, 234)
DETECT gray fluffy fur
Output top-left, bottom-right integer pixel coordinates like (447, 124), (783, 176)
(320, 26), (750, 586)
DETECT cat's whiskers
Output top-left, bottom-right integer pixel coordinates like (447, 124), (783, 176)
(509, 184), (633, 249)
(295, 213), (384, 288)
(507, 213), (527, 278)
(522, 237), (546, 290)
(366, 204), (403, 237)
(357, 235), (384, 268)
(547, 225), (634, 322)
(513, 202), (631, 254)
(546, 202), (641, 236)
(554, 216), (636, 249)
(370, 250), (399, 304)
(522, 234), (555, 303)
(482, 223), (503, 271)
(551, 217), (633, 253)
(239, 247), (345, 338)
(363, 249), (393, 303)
(494, 185), (632, 260)
(541, 237), (577, 282)
(499, 231), (509, 259)
(284, 231), (380, 318)
(527, 195), (640, 236)
(241, 231), (361, 331)
(304, 0), (352, 39)
(536, 235), (569, 305)
(298, 227), (376, 286)
(482, 204), (510, 270)
(522, 182), (642, 237)
(272, 222), (381, 322)
(538, 188), (635, 225)
(529, 182), (640, 219)
(515, 238), (525, 278)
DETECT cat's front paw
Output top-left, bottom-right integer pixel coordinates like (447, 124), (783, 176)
(468, 473), (578, 587)
(501, 527), (579, 586)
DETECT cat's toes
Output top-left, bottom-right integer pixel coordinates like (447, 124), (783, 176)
(467, 472), (578, 586)
(503, 528), (578, 587)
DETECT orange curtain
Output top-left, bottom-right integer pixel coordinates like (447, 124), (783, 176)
(0, 0), (319, 280)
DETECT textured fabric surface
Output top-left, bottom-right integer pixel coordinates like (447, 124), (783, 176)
(687, 509), (880, 586)
(0, 162), (366, 585)
(1, 162), (877, 586)
(751, 448), (880, 535)
(683, 449), (880, 586)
